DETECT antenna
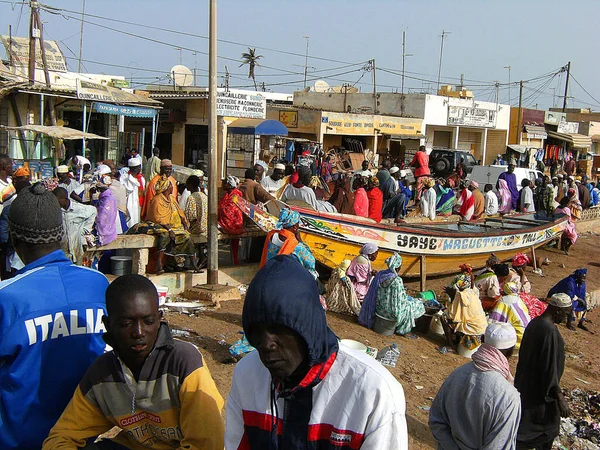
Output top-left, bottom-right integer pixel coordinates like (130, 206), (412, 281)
(401, 30), (413, 96)
(504, 65), (511, 105)
(170, 64), (193, 87)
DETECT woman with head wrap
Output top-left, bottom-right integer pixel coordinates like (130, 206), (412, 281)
(281, 165), (337, 213)
(474, 254), (502, 311)
(455, 182), (475, 221)
(351, 176), (369, 218)
(360, 253), (426, 335)
(260, 208), (317, 279)
(440, 272), (488, 353)
(366, 176), (383, 222)
(497, 178), (513, 215)
(434, 178), (455, 216)
(128, 175), (198, 274)
(325, 259), (363, 316)
(93, 176), (117, 247)
(489, 282), (531, 349)
(502, 252), (548, 319)
(218, 175), (243, 265)
(420, 177), (437, 221)
(566, 187), (582, 220)
(555, 196), (578, 255)
(346, 243), (379, 303)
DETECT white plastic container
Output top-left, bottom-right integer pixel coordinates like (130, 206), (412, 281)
(156, 286), (169, 306)
(340, 339), (367, 353)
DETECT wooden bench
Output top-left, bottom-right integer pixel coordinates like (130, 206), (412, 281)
(89, 228), (267, 276)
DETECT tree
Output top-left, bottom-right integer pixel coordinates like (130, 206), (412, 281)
(239, 47), (263, 91)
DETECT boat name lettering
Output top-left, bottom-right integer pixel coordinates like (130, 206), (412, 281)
(397, 235), (439, 250)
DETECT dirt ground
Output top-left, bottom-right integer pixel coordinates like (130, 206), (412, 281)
(164, 231), (600, 449)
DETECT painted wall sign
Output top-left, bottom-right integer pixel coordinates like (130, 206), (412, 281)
(217, 89), (266, 119)
(0, 36), (67, 72)
(279, 110), (298, 128)
(448, 106), (497, 128)
(76, 79), (113, 102)
(94, 102), (157, 118)
(321, 112), (422, 136)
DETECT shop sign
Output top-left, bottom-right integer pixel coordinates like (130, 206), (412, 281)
(217, 89), (266, 119)
(321, 112), (422, 136)
(279, 110), (298, 128)
(558, 121), (579, 134)
(94, 102), (157, 118)
(108, 79), (129, 89)
(76, 79), (113, 102)
(447, 105), (496, 128)
(545, 111), (565, 126)
(0, 36), (67, 72)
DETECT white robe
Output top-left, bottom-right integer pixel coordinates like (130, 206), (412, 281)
(420, 188), (436, 221)
(121, 171), (141, 227)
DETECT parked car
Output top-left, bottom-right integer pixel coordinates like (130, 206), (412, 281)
(428, 149), (478, 177)
(468, 165), (543, 191)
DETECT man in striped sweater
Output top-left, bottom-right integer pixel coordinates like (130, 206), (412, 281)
(44, 275), (224, 450)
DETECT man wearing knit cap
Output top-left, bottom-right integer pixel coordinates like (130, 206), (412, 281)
(57, 164), (84, 203)
(226, 255), (408, 449)
(141, 158), (177, 219)
(430, 322), (521, 449)
(0, 182), (108, 449)
(514, 293), (571, 450)
(260, 162), (286, 197)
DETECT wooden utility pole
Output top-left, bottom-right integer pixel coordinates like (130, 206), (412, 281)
(516, 80), (524, 145)
(78, 0), (86, 72)
(562, 61), (571, 112)
(303, 36), (309, 89)
(436, 30), (450, 93)
(28, 4), (37, 84)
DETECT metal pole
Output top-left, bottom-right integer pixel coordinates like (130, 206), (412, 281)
(8, 25), (13, 67)
(504, 65), (511, 105)
(78, 0), (86, 72)
(303, 36), (309, 89)
(372, 59), (377, 114)
(207, 0), (219, 285)
(562, 61), (571, 112)
(436, 30), (450, 93)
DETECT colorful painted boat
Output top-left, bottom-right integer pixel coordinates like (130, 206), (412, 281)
(232, 196), (568, 277)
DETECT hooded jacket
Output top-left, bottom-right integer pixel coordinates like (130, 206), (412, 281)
(226, 255), (408, 450)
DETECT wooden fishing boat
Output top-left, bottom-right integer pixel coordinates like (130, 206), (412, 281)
(232, 196), (568, 278)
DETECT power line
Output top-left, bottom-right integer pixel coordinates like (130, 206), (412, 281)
(569, 74), (600, 107)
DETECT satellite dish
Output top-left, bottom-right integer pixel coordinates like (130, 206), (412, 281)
(313, 80), (330, 93)
(170, 65), (193, 87)
(331, 85), (343, 93)
(346, 86), (359, 94)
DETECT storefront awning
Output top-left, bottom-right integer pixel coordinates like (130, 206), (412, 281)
(228, 119), (288, 136)
(507, 144), (528, 154)
(387, 134), (425, 140)
(547, 131), (592, 149)
(591, 134), (600, 143)
(524, 125), (547, 139)
(0, 125), (109, 140)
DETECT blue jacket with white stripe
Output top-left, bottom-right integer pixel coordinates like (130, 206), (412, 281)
(0, 249), (108, 449)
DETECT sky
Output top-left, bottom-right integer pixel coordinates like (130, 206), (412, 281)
(1, 0), (600, 110)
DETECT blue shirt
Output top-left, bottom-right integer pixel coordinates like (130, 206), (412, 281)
(0, 250), (109, 449)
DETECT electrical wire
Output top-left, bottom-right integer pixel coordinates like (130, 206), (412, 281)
(569, 74), (600, 107)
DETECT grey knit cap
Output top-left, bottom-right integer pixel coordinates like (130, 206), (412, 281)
(8, 182), (64, 244)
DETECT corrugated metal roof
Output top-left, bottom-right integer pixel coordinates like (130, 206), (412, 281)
(524, 125), (547, 138)
(547, 131), (592, 149)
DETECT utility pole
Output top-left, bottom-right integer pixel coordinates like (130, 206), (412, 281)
(401, 31), (413, 96)
(516, 80), (524, 145)
(78, 0), (86, 72)
(303, 36), (309, 88)
(224, 65), (230, 91)
(28, 3), (37, 84)
(504, 65), (511, 105)
(562, 61), (571, 112)
(436, 30), (450, 93)
(193, 52), (197, 86)
(207, 0), (218, 285)
(551, 88), (556, 108)
(371, 59), (377, 114)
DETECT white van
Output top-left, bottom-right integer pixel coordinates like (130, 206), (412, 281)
(468, 165), (543, 190)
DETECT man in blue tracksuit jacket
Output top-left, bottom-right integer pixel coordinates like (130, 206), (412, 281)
(0, 182), (109, 449)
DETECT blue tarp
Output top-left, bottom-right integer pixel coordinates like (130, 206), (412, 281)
(228, 119), (288, 136)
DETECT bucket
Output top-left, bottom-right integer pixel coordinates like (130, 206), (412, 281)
(414, 314), (434, 334)
(429, 311), (445, 336)
(340, 339), (367, 353)
(417, 290), (437, 301)
(458, 342), (481, 359)
(373, 313), (397, 336)
(156, 286), (169, 306)
(110, 256), (132, 276)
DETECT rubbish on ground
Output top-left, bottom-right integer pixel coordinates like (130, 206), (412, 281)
(556, 389), (600, 449)
(365, 346), (378, 359)
(229, 333), (255, 357)
(415, 385), (424, 390)
(403, 333), (419, 340)
(575, 378), (591, 385)
(217, 339), (227, 346)
(377, 344), (400, 368)
(417, 406), (430, 411)
(171, 329), (191, 338)
(438, 346), (448, 354)
(237, 284), (248, 295)
(163, 301), (206, 314)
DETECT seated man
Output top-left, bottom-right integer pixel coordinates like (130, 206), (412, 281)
(489, 282), (531, 349)
(474, 254), (502, 311)
(281, 166), (337, 213)
(226, 255), (408, 449)
(430, 322), (521, 449)
(44, 274), (224, 450)
(547, 268), (588, 331)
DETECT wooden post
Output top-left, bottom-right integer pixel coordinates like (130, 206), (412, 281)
(420, 255), (427, 292)
(531, 246), (538, 271)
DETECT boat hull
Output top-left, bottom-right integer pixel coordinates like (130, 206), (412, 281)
(297, 209), (567, 277)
